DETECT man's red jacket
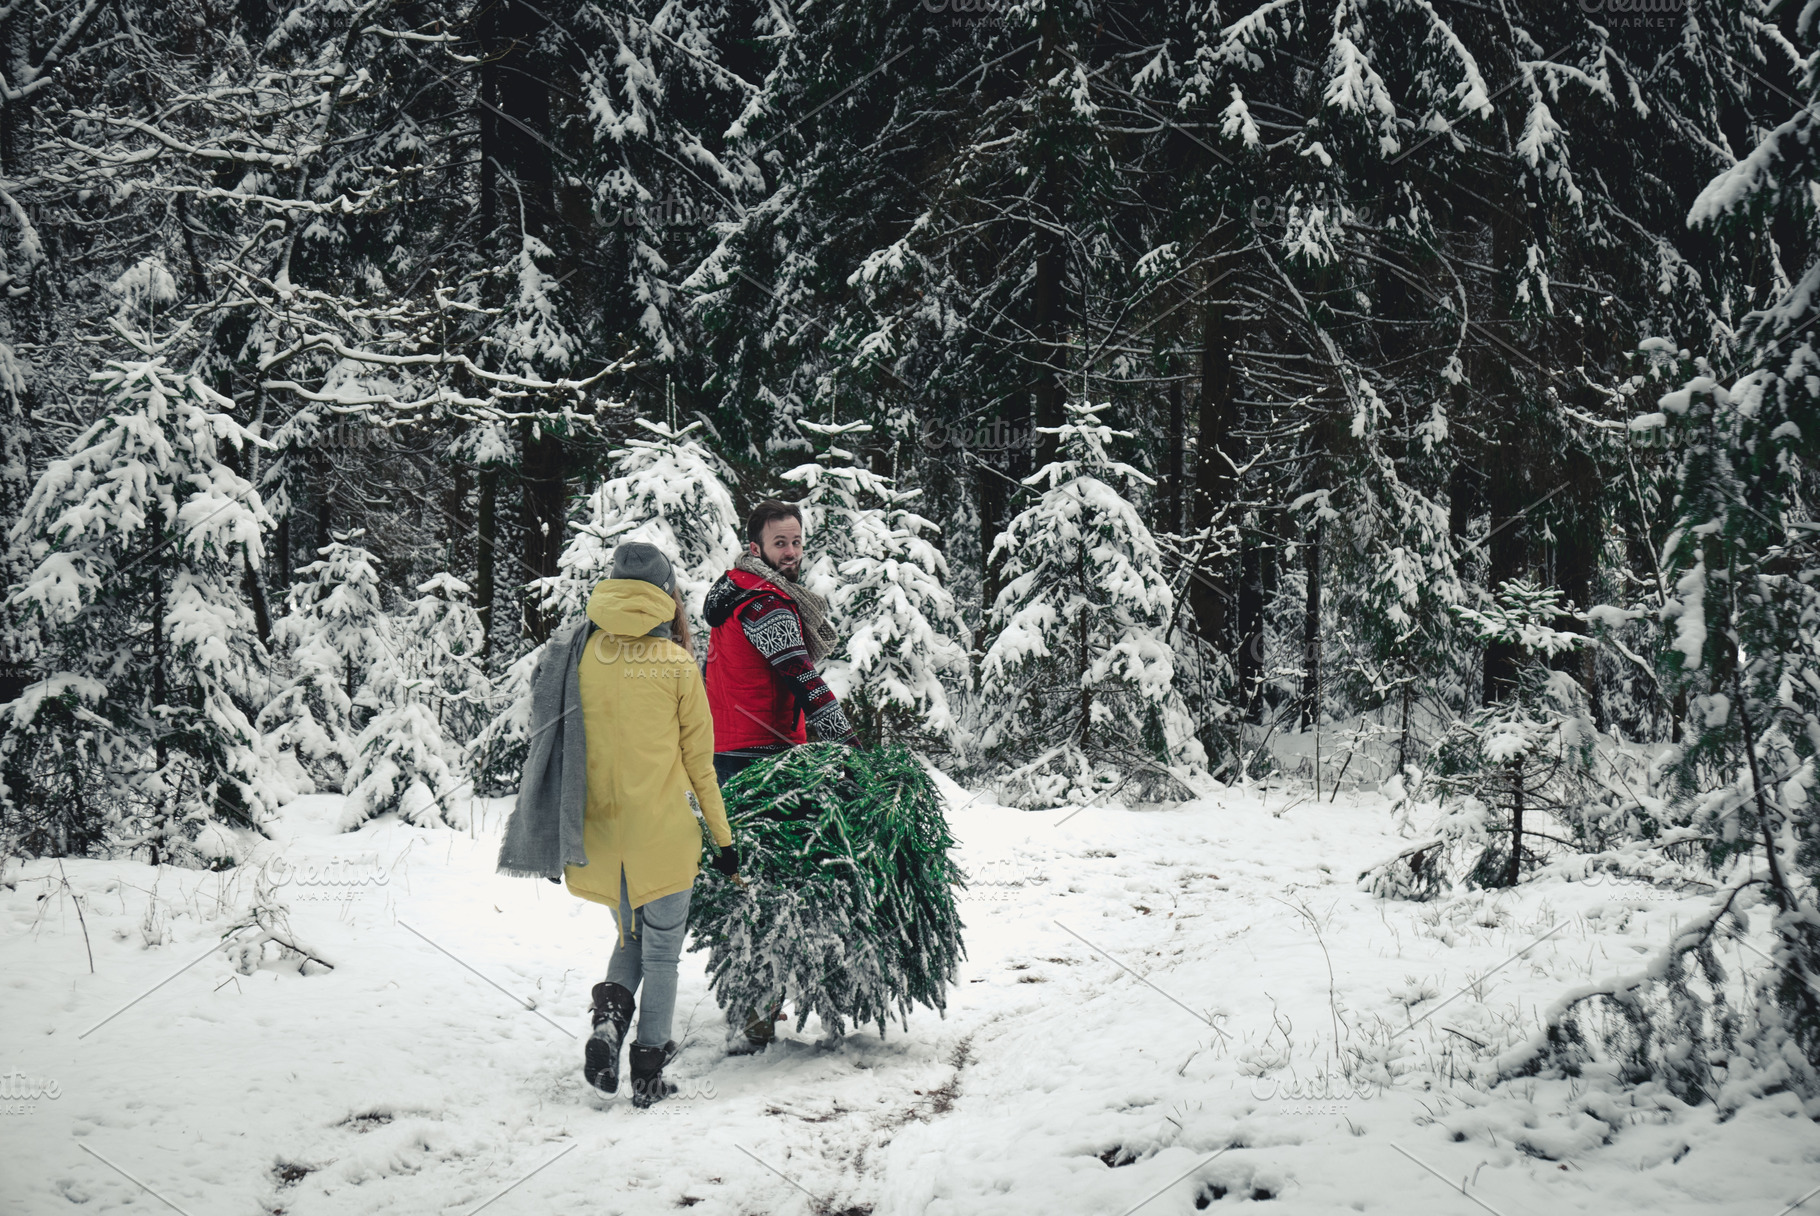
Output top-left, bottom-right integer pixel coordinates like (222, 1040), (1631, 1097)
(703, 566), (856, 752)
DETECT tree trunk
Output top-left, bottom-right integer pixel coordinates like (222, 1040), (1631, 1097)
(1191, 297), (1237, 649)
(1448, 460), (1478, 543)
(1237, 538), (1265, 722)
(976, 453), (1008, 656)
(312, 451), (333, 557)
(1300, 517), (1323, 730)
(275, 511), (292, 592)
(1398, 680), (1412, 774)
(1482, 461), (1525, 704)
(1552, 451), (1603, 725)
(1162, 375), (1184, 536)
(446, 451), (472, 582)
(979, 393), (1031, 649)
(1076, 544), (1090, 749)
(1505, 765), (1524, 887)
(478, 0), (563, 647)
(476, 465), (498, 660)
(1475, 170), (1529, 707)
(1031, 220), (1066, 473)
(1030, 8), (1068, 474)
(477, 1), (556, 250)
(519, 418), (566, 644)
(150, 573), (168, 868)
(242, 556), (272, 646)
(0, 10), (27, 177)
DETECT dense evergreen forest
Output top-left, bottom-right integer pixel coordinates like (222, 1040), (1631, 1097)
(1, 0), (1818, 1104)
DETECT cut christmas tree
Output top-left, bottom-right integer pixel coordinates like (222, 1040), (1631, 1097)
(689, 743), (966, 1039)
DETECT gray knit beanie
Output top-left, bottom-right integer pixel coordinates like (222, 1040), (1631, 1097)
(609, 541), (676, 595)
(607, 541), (676, 639)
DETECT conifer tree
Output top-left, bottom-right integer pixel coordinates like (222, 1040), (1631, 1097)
(544, 417), (740, 645)
(975, 403), (1206, 806)
(341, 573), (489, 830)
(1511, 23), (1820, 1104)
(1, 355), (282, 861)
(786, 420), (970, 749)
(259, 533), (392, 795)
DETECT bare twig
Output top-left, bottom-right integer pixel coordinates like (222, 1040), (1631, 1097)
(57, 860), (95, 974)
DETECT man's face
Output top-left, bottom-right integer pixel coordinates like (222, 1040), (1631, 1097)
(750, 516), (804, 577)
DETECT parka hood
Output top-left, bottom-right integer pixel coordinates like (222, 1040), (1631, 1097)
(587, 578), (675, 637)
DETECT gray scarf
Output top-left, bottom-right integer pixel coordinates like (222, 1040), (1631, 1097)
(736, 551), (838, 663)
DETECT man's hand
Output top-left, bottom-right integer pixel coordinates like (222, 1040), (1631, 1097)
(711, 842), (740, 878)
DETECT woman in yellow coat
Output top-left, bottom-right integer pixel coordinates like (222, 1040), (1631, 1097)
(570, 541), (736, 1107)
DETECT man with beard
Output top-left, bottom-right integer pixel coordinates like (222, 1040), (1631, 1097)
(705, 498), (858, 769)
(703, 498), (858, 1049)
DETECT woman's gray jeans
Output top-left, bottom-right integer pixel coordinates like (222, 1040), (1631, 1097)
(604, 865), (693, 1048)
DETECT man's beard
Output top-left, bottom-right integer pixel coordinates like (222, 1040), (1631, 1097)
(759, 552), (801, 580)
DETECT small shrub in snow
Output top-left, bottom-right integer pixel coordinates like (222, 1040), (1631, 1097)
(341, 574), (488, 829)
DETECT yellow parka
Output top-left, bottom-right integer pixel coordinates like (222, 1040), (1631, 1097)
(563, 578), (733, 913)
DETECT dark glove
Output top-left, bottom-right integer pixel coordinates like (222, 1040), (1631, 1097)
(711, 843), (740, 878)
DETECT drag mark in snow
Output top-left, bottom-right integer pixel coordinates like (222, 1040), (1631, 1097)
(77, 1142), (197, 1216)
(398, 919), (576, 1038)
(1389, 1142), (1511, 1216)
(735, 1142), (820, 1203)
(1053, 919), (1231, 1040)
(1114, 1143), (1236, 1216)
(464, 1141), (577, 1216)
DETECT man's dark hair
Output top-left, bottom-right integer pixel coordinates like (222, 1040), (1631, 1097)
(747, 499), (803, 545)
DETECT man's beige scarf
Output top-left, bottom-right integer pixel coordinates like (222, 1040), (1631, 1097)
(734, 551), (838, 663)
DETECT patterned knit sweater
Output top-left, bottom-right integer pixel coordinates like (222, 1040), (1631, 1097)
(703, 573), (857, 751)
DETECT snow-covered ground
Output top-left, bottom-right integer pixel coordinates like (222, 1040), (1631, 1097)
(4, 770), (1817, 1215)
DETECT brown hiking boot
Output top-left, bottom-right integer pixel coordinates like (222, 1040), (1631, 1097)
(727, 1002), (782, 1054)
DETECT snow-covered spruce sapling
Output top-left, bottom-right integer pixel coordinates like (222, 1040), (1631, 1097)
(2, 357), (283, 862)
(462, 641), (540, 800)
(1428, 581), (1595, 888)
(973, 402), (1206, 807)
(394, 573), (495, 750)
(339, 574), (487, 830)
(540, 417), (740, 650)
(258, 532), (392, 796)
(785, 419), (970, 751)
